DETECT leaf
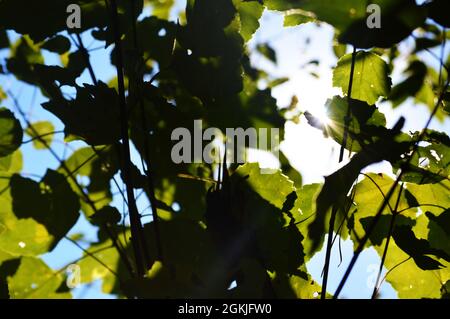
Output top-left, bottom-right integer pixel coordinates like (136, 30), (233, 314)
(147, 0), (175, 19)
(284, 13), (316, 27)
(333, 51), (392, 105)
(0, 150), (22, 173)
(257, 43), (277, 64)
(272, 270), (325, 299)
(427, 0), (450, 28)
(393, 225), (450, 270)
(122, 260), (192, 298)
(90, 206), (121, 225)
(0, 28), (9, 49)
(267, 0), (366, 31)
(235, 162), (295, 209)
(0, 107), (23, 158)
(8, 170), (80, 251)
(237, 0), (264, 42)
(389, 60), (428, 108)
(400, 130), (450, 184)
(308, 127), (411, 254)
(0, 0), (109, 42)
(42, 82), (121, 145)
(7, 257), (71, 299)
(76, 235), (127, 294)
(25, 121), (55, 150)
(0, 87), (6, 102)
(6, 36), (44, 85)
(41, 35), (71, 54)
(407, 181), (450, 215)
(0, 218), (52, 256)
(61, 146), (119, 217)
(123, 17), (177, 68)
(338, 0), (426, 48)
(324, 96), (387, 153)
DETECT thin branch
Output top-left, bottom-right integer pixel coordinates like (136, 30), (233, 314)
(371, 184), (404, 299)
(321, 206), (338, 299)
(72, 33), (98, 85)
(129, 0), (164, 262)
(339, 46), (358, 162)
(322, 46), (358, 298)
(22, 130), (64, 144)
(107, 0), (147, 277)
(360, 173), (395, 214)
(65, 236), (119, 277)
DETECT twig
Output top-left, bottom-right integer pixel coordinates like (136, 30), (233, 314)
(107, 0), (147, 277)
(371, 184), (404, 298)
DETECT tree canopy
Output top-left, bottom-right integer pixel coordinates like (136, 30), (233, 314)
(0, 0), (449, 299)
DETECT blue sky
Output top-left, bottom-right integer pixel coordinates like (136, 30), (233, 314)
(1, 1), (449, 299)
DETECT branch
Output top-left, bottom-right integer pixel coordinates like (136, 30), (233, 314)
(107, 0), (147, 277)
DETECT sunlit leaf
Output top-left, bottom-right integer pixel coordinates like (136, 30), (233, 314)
(333, 51), (392, 105)
(25, 121), (55, 150)
(0, 108), (23, 158)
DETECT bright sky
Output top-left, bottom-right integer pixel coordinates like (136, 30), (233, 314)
(0, 1), (449, 299)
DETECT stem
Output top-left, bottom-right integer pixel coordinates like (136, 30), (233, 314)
(322, 46), (357, 298)
(371, 185), (403, 299)
(22, 130), (65, 144)
(438, 27), (447, 87)
(339, 46), (357, 162)
(73, 33), (98, 85)
(108, 0), (146, 277)
(321, 206), (338, 299)
(129, 0), (164, 262)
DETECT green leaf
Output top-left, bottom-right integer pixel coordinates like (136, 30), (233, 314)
(401, 130), (450, 184)
(389, 60), (427, 108)
(267, 0), (366, 31)
(0, 0), (109, 42)
(393, 225), (450, 270)
(8, 170), (80, 252)
(237, 0), (264, 42)
(283, 13), (316, 27)
(0, 87), (6, 102)
(76, 235), (127, 294)
(272, 270), (325, 299)
(6, 36), (44, 85)
(41, 35), (71, 54)
(42, 82), (121, 146)
(427, 0), (450, 28)
(333, 51), (392, 105)
(25, 121), (55, 150)
(257, 43), (277, 64)
(324, 96), (387, 153)
(90, 206), (121, 225)
(308, 130), (411, 254)
(61, 146), (119, 217)
(7, 257), (71, 299)
(0, 218), (52, 256)
(339, 0), (426, 48)
(235, 162), (295, 209)
(0, 107), (23, 158)
(0, 150), (22, 173)
(147, 0), (175, 19)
